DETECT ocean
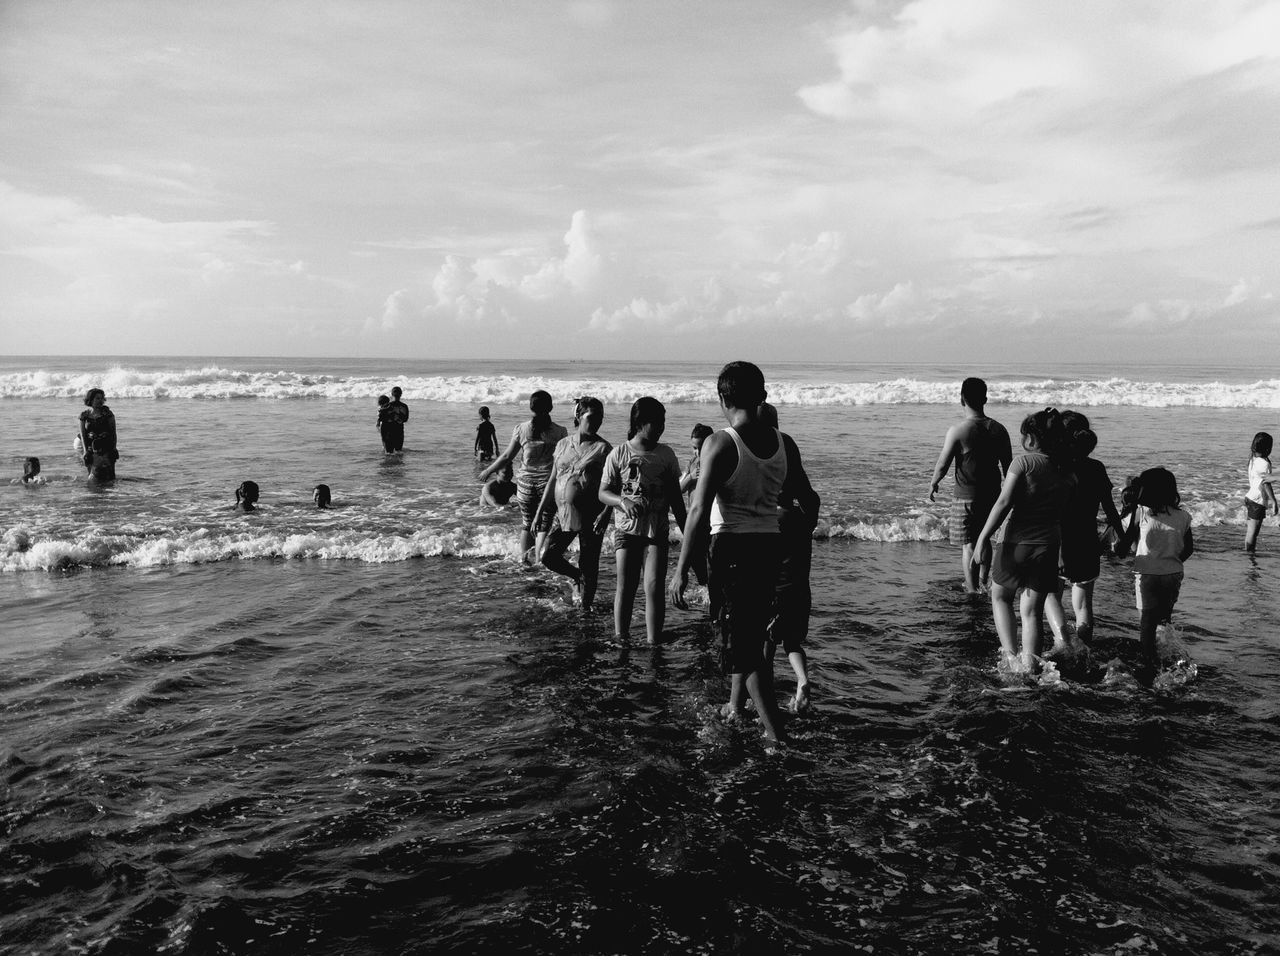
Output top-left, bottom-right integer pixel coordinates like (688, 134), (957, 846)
(2, 356), (1279, 954)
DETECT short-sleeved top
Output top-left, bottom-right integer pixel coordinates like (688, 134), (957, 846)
(1247, 455), (1273, 504)
(1063, 457), (1113, 538)
(550, 434), (612, 531)
(602, 441), (681, 539)
(513, 420), (569, 482)
(1133, 506), (1192, 575)
(954, 418), (1011, 502)
(1003, 451), (1075, 546)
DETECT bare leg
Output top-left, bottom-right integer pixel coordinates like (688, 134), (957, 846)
(642, 542), (669, 644)
(961, 542), (980, 592)
(1019, 588), (1048, 668)
(1245, 517), (1262, 552)
(788, 650), (811, 711)
(540, 529), (581, 599)
(989, 582), (1020, 665)
(1044, 584), (1069, 649)
(579, 530), (604, 609)
(519, 528), (536, 565)
(1071, 581), (1095, 644)
(614, 541), (643, 639)
(744, 669), (786, 742)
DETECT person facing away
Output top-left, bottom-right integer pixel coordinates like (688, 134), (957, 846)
(234, 480), (260, 513)
(1044, 412), (1126, 650)
(79, 387), (119, 482)
(599, 397), (686, 644)
(475, 406), (499, 461)
(1244, 431), (1278, 554)
(478, 390), (568, 564)
(1118, 467), (1194, 676)
(382, 386), (409, 453)
(972, 408), (1076, 674)
(670, 361), (816, 745)
(533, 396), (612, 610)
(759, 402), (821, 714)
(929, 377), (1012, 592)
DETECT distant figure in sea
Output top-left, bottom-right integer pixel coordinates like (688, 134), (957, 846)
(1244, 431), (1278, 554)
(1044, 413), (1125, 651)
(972, 408), (1075, 673)
(375, 394), (392, 451)
(21, 457), (41, 484)
(234, 481), (260, 513)
(381, 386), (409, 453)
(313, 484), (332, 509)
(479, 390), (568, 564)
(670, 361), (815, 745)
(533, 396), (612, 609)
(929, 377), (1012, 592)
(79, 388), (119, 483)
(759, 402), (821, 714)
(480, 461), (516, 508)
(1118, 467), (1194, 676)
(600, 396), (686, 644)
(678, 423), (715, 585)
(475, 406), (498, 461)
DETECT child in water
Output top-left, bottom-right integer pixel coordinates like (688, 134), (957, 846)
(14, 457), (42, 485)
(313, 484), (332, 508)
(234, 481), (260, 512)
(533, 397), (612, 609)
(1244, 431), (1278, 553)
(599, 397), (687, 643)
(480, 461), (516, 507)
(972, 408), (1076, 672)
(475, 406), (498, 461)
(1119, 467), (1194, 672)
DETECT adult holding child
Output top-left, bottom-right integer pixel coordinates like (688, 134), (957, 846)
(479, 390), (568, 565)
(78, 388), (119, 482)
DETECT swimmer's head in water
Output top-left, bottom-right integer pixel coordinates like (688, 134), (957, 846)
(313, 484), (331, 508)
(235, 480), (260, 507)
(83, 387), (105, 407)
(23, 457), (40, 480)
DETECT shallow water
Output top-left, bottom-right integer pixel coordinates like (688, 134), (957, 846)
(3, 359), (1280, 953)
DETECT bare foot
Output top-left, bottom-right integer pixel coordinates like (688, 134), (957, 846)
(719, 703), (743, 723)
(791, 683), (811, 714)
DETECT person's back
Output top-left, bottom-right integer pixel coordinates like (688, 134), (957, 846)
(710, 421), (785, 535)
(953, 417), (1010, 502)
(1005, 451), (1075, 544)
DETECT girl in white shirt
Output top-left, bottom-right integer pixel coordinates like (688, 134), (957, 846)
(1244, 431), (1278, 554)
(1120, 467), (1194, 671)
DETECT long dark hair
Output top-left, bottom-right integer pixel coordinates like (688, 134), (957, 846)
(1020, 407), (1070, 466)
(628, 396), (665, 440)
(529, 390), (553, 439)
(1251, 431), (1273, 466)
(1134, 466), (1180, 514)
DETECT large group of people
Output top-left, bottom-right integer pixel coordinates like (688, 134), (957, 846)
(13, 369), (1280, 743)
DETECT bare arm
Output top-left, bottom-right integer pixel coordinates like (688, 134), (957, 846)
(479, 432), (521, 481)
(928, 427), (960, 501)
(1180, 526), (1195, 563)
(782, 434), (820, 531)
(669, 431), (735, 609)
(971, 465), (1020, 563)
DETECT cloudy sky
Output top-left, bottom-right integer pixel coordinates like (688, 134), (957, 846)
(2, 0), (1278, 363)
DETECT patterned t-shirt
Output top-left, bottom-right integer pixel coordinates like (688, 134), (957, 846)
(602, 441), (682, 539)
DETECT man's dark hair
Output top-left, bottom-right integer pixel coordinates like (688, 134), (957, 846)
(960, 377), (987, 407)
(717, 361), (767, 410)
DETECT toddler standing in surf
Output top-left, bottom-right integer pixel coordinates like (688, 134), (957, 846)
(599, 397), (686, 643)
(533, 397), (612, 609)
(1244, 431), (1278, 553)
(475, 406), (498, 461)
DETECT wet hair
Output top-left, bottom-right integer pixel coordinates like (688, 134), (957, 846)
(1060, 410), (1090, 433)
(529, 390), (554, 439)
(313, 484), (331, 508)
(717, 361), (767, 410)
(1069, 427), (1099, 458)
(1251, 431), (1273, 463)
(960, 377), (987, 407)
(391, 386), (402, 399)
(628, 396), (666, 440)
(23, 457), (40, 480)
(235, 480), (260, 506)
(1020, 407), (1069, 465)
(479, 406), (490, 419)
(572, 396), (603, 427)
(690, 423), (713, 443)
(83, 388), (105, 407)
(758, 402), (779, 429)
(377, 394), (390, 406)
(1134, 466), (1181, 513)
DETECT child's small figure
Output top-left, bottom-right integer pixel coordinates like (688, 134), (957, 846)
(313, 484), (332, 508)
(1119, 467), (1194, 676)
(1244, 431), (1278, 553)
(678, 423), (715, 586)
(17, 457), (42, 485)
(480, 461), (516, 508)
(375, 395), (393, 453)
(475, 406), (499, 461)
(235, 480), (260, 513)
(599, 397), (687, 643)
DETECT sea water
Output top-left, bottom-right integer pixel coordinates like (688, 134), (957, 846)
(2, 357), (1278, 954)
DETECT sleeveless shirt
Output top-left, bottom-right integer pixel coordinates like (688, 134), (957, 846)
(710, 426), (787, 535)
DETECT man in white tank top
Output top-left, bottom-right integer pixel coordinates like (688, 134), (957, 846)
(669, 362), (818, 745)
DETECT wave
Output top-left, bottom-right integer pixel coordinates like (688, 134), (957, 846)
(3, 366), (1280, 408)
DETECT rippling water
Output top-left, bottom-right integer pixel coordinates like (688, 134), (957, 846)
(3, 358), (1280, 953)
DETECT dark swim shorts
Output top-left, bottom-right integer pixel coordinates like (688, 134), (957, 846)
(992, 539), (1059, 593)
(709, 532), (781, 675)
(1246, 498), (1267, 521)
(1059, 530), (1101, 585)
(949, 498), (994, 546)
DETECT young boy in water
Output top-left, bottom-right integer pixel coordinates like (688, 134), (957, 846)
(670, 362), (818, 744)
(475, 406), (498, 461)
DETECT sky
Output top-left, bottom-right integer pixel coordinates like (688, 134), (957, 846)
(2, 0), (1279, 364)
